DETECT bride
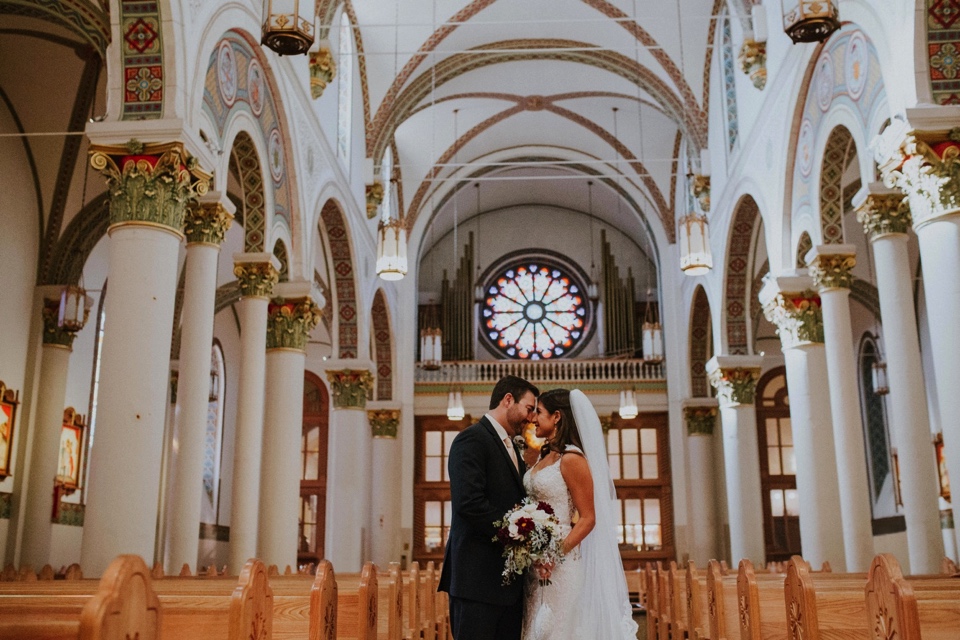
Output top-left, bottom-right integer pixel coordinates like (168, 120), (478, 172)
(521, 388), (638, 640)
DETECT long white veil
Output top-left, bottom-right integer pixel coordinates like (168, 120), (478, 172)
(569, 389), (638, 639)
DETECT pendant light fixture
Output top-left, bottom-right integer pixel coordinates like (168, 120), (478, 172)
(586, 181), (599, 301)
(376, 147), (408, 281)
(642, 285), (663, 364)
(619, 388), (639, 420)
(782, 0), (840, 44)
(679, 211), (713, 276)
(261, 0), (315, 56)
(446, 364), (465, 421)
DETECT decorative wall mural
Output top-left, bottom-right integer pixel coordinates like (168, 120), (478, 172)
(120, 0), (164, 119)
(371, 290), (393, 401)
(320, 201), (358, 359)
(927, 0), (960, 104)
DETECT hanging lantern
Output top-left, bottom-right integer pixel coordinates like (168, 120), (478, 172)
(679, 213), (713, 276)
(446, 388), (465, 421)
(58, 285), (92, 332)
(209, 369), (220, 401)
(871, 360), (889, 396)
(376, 218), (408, 281)
(781, 0), (840, 44)
(642, 322), (664, 364)
(619, 389), (638, 420)
(261, 0), (315, 56)
(420, 327), (442, 371)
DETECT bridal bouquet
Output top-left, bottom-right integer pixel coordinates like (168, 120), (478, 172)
(493, 498), (565, 586)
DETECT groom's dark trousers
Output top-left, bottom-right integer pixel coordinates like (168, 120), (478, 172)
(438, 416), (527, 640)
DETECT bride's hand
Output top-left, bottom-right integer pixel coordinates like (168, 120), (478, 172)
(534, 560), (554, 581)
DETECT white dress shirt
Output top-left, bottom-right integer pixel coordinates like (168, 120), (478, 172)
(485, 413), (519, 473)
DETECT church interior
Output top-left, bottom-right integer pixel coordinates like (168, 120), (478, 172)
(1, 0), (959, 634)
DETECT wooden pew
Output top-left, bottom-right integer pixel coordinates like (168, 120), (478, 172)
(335, 562), (377, 640)
(309, 560), (337, 640)
(864, 553), (960, 640)
(783, 555), (869, 640)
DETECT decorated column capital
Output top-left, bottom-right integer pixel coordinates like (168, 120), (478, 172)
(738, 39), (767, 90)
(873, 114), (960, 229)
(40, 298), (82, 349)
(326, 369), (374, 410)
(806, 245), (856, 292)
(683, 399), (719, 436)
(89, 139), (211, 235)
(706, 355), (763, 408)
(691, 174), (711, 213)
(759, 273), (824, 349)
(309, 46), (337, 99)
(366, 181), (384, 219)
(233, 252), (281, 299)
(368, 409), (400, 438)
(184, 193), (234, 246)
(266, 281), (325, 351)
(853, 182), (912, 240)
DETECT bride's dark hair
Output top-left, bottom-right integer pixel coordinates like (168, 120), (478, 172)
(538, 388), (584, 457)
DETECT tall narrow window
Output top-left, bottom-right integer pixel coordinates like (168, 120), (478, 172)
(381, 146), (393, 221)
(337, 11), (353, 167)
(720, 8), (739, 153)
(859, 335), (897, 522)
(84, 285), (107, 496)
(201, 343), (226, 523)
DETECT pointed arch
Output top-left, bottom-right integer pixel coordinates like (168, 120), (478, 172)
(796, 231), (813, 268)
(272, 238), (290, 282)
(319, 200), (358, 359)
(371, 290), (393, 401)
(689, 285), (712, 398)
(819, 126), (856, 244)
(724, 195), (760, 354)
(229, 131), (267, 252)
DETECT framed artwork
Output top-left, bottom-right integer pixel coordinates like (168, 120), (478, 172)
(56, 408), (86, 493)
(0, 382), (19, 480)
(935, 433), (951, 503)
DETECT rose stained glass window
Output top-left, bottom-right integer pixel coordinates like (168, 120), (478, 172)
(482, 263), (587, 359)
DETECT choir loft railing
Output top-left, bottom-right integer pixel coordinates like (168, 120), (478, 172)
(414, 359), (663, 385)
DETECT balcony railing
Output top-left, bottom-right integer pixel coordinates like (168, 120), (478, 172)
(415, 359), (664, 385)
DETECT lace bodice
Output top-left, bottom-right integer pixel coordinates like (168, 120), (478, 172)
(523, 454), (575, 528)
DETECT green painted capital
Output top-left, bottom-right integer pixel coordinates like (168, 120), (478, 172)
(89, 140), (211, 233)
(41, 300), (81, 348)
(234, 262), (279, 299)
(762, 289), (824, 349)
(708, 367), (761, 407)
(185, 201), (233, 246)
(366, 181), (384, 219)
(266, 297), (322, 351)
(684, 406), (718, 436)
(808, 253), (856, 291)
(368, 409), (400, 438)
(738, 39), (767, 90)
(326, 369), (374, 409)
(600, 415), (613, 435)
(691, 174), (711, 213)
(855, 192), (912, 240)
(309, 47), (337, 99)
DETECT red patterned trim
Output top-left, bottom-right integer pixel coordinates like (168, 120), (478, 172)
(320, 201), (358, 359)
(371, 290), (393, 400)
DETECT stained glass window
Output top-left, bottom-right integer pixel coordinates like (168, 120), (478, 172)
(482, 263), (587, 359)
(721, 8), (739, 153)
(337, 11), (353, 166)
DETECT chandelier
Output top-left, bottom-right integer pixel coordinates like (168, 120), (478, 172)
(679, 213), (713, 276)
(376, 218), (408, 281)
(619, 388), (638, 420)
(782, 0), (840, 44)
(261, 0), (315, 56)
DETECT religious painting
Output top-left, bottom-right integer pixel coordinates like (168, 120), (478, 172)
(56, 408), (86, 493)
(935, 433), (951, 502)
(0, 382), (19, 480)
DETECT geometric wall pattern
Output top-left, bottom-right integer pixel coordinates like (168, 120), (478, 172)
(819, 126), (855, 244)
(725, 196), (759, 355)
(371, 289), (393, 401)
(320, 201), (358, 359)
(120, 0), (164, 119)
(230, 132), (267, 252)
(689, 285), (711, 397)
(927, 0), (960, 104)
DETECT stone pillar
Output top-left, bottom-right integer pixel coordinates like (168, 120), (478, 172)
(258, 284), (323, 569)
(20, 293), (86, 567)
(80, 141), (210, 576)
(682, 399), (719, 566)
(706, 355), (765, 565)
(806, 246), (875, 572)
(227, 254), (280, 574)
(368, 408), (402, 567)
(760, 274), (846, 568)
(166, 195), (233, 573)
(325, 368), (374, 572)
(854, 184), (945, 572)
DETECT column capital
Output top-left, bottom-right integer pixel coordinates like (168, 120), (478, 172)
(738, 38), (767, 90)
(309, 46), (337, 99)
(40, 297), (81, 349)
(366, 181), (384, 219)
(368, 408), (400, 438)
(853, 182), (912, 240)
(873, 114), (960, 228)
(233, 253), (281, 299)
(326, 369), (374, 410)
(706, 355), (763, 407)
(89, 139), (212, 234)
(806, 245), (856, 291)
(266, 283), (324, 352)
(184, 192), (234, 246)
(759, 273), (824, 349)
(683, 398), (719, 436)
(691, 174), (711, 212)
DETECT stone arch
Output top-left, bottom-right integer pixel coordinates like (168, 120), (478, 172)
(689, 285), (712, 398)
(272, 238), (290, 282)
(319, 199), (358, 359)
(724, 194), (760, 355)
(229, 131), (267, 252)
(818, 126), (856, 244)
(371, 290), (393, 401)
(796, 231), (813, 268)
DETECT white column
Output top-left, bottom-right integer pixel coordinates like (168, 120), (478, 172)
(706, 356), (765, 565)
(227, 254), (279, 574)
(682, 399), (719, 566)
(855, 185), (944, 572)
(760, 274), (846, 569)
(324, 368), (374, 572)
(20, 291), (82, 567)
(368, 408), (402, 567)
(166, 197), (233, 573)
(257, 283), (322, 569)
(807, 246), (874, 572)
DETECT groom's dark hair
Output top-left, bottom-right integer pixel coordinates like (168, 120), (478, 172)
(489, 375), (540, 410)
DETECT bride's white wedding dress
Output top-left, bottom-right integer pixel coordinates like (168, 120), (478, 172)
(521, 390), (638, 640)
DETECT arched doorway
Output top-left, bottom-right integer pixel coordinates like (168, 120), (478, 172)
(755, 366), (801, 562)
(298, 371), (329, 567)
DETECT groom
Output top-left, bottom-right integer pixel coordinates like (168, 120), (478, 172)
(438, 375), (539, 640)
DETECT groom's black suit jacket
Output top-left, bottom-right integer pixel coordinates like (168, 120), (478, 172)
(438, 416), (527, 606)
